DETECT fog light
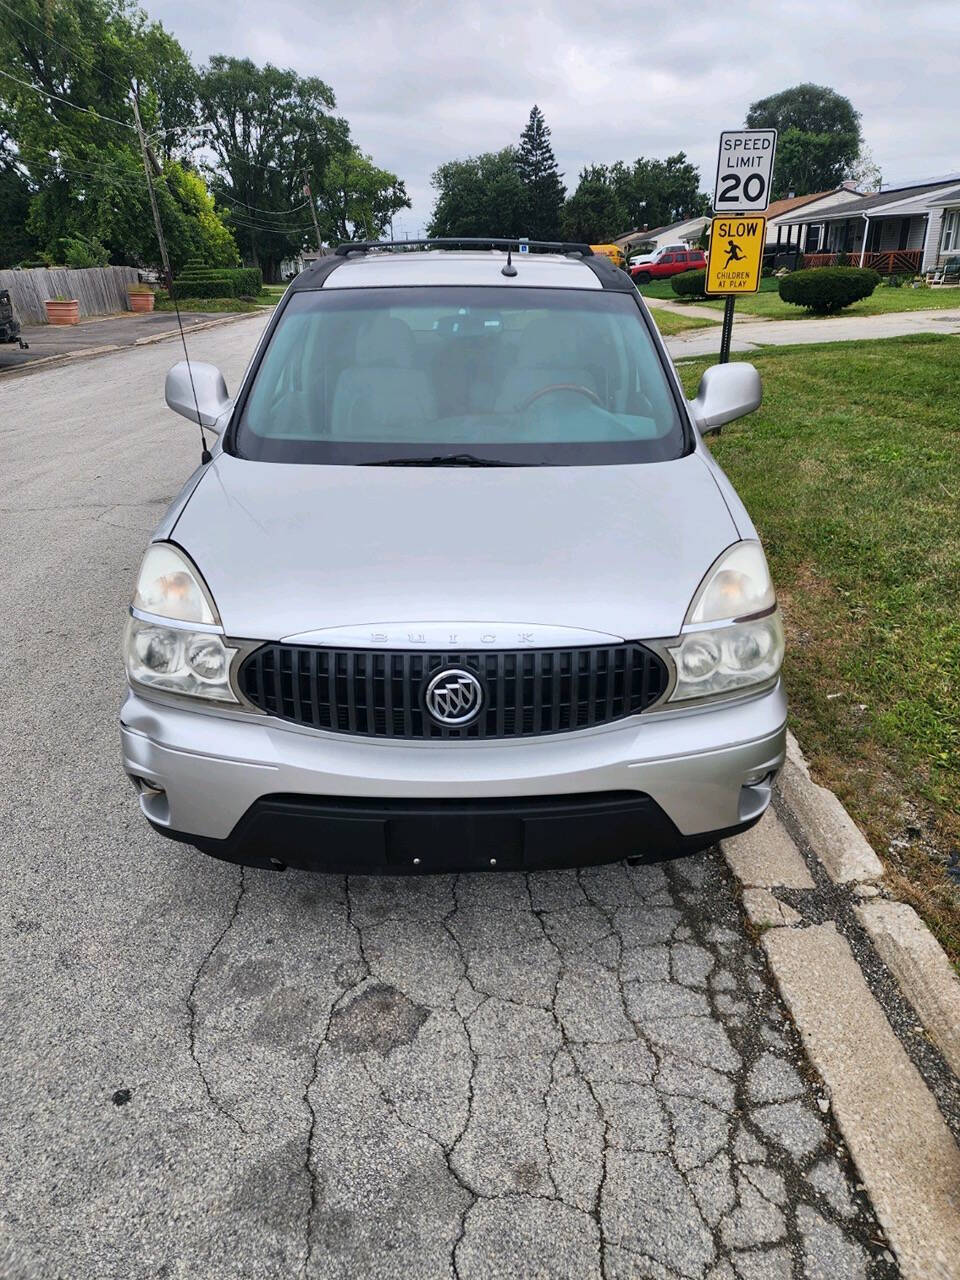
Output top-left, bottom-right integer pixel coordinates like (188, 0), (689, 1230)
(743, 766), (774, 786)
(131, 774), (166, 798)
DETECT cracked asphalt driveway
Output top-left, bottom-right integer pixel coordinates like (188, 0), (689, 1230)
(2, 323), (898, 1280)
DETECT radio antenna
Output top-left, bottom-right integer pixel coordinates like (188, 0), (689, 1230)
(131, 87), (210, 463)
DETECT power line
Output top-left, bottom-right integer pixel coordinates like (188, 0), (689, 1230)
(20, 145), (312, 223)
(0, 67), (138, 132)
(0, 0), (130, 93)
(216, 193), (312, 216)
(224, 211), (316, 235)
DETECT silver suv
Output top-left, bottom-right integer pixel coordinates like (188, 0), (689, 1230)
(121, 240), (786, 874)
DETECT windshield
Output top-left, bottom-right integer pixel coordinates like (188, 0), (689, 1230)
(232, 286), (686, 465)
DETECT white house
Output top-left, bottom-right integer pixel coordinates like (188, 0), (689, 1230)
(777, 176), (960, 274)
(613, 217), (709, 257)
(764, 186), (863, 251)
(926, 186), (960, 265)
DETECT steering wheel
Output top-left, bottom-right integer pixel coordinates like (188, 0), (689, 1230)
(521, 383), (602, 410)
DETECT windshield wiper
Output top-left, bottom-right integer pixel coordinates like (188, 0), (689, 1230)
(361, 453), (522, 467)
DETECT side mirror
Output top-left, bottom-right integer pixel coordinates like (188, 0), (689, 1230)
(688, 362), (762, 435)
(165, 361), (231, 432)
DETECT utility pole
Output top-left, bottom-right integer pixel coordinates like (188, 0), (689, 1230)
(302, 175), (323, 252)
(130, 90), (172, 289)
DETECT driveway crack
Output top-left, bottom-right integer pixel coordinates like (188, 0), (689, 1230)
(185, 867), (247, 1136)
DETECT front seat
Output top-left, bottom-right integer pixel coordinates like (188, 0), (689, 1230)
(493, 316), (600, 413)
(330, 316), (437, 439)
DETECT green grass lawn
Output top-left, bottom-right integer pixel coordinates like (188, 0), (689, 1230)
(154, 287), (282, 314)
(699, 283), (960, 321)
(650, 309), (719, 336)
(678, 335), (960, 961)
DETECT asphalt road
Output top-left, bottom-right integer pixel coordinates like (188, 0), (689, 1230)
(1, 321), (897, 1280)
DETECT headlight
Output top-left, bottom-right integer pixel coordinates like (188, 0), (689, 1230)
(668, 542), (784, 703)
(125, 543), (238, 702)
(686, 541), (775, 624)
(132, 543), (218, 624)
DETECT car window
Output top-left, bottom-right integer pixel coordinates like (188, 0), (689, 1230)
(232, 286), (686, 466)
(676, 253), (688, 263)
(660, 255), (674, 264)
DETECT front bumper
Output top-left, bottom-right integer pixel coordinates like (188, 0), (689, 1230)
(120, 681), (787, 872)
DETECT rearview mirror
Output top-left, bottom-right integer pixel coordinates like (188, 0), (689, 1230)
(688, 363), (762, 435)
(165, 361), (231, 432)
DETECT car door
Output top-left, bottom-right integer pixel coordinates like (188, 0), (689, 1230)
(654, 253), (675, 277)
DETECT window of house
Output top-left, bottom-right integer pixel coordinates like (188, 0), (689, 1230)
(942, 209), (960, 253)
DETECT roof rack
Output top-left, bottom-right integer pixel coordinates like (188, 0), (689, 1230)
(333, 237), (594, 257)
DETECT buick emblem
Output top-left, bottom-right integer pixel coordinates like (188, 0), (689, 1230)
(425, 668), (484, 726)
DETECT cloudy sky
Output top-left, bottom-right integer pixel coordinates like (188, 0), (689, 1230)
(149, 0), (959, 233)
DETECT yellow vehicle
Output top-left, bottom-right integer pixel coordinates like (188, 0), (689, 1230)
(590, 243), (625, 269)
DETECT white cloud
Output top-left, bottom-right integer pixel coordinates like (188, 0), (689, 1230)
(149, 0), (960, 232)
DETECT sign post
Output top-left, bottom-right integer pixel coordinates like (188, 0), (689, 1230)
(709, 129), (777, 362)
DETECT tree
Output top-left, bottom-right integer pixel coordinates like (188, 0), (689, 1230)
(746, 84), (862, 198)
(196, 57), (408, 277)
(561, 165), (625, 243)
(845, 145), (882, 193)
(610, 153), (709, 230)
(0, 0), (233, 269)
(516, 106), (565, 239)
(321, 150), (409, 242)
(0, 104), (34, 265)
(560, 153), (709, 243)
(427, 149), (525, 238)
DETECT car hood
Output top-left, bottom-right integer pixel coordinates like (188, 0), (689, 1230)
(169, 451), (740, 642)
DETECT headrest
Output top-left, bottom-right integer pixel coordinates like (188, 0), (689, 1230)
(517, 315), (583, 367)
(356, 315), (416, 367)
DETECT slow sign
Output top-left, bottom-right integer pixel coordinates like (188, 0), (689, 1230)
(706, 217), (766, 295)
(713, 129), (777, 213)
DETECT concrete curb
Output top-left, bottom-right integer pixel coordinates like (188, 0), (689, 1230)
(763, 923), (960, 1280)
(776, 730), (884, 884)
(855, 900), (960, 1079)
(722, 728), (960, 1278)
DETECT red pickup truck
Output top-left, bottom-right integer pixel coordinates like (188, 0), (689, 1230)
(630, 248), (706, 284)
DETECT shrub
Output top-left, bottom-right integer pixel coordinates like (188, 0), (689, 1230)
(170, 276), (239, 300)
(671, 268), (708, 299)
(778, 266), (881, 314)
(59, 234), (110, 268)
(174, 265), (262, 297)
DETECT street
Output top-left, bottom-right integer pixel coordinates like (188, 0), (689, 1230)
(1, 320), (895, 1279)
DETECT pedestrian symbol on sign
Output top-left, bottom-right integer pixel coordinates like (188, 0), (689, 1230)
(723, 240), (746, 269)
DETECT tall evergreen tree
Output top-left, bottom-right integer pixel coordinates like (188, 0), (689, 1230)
(516, 106), (565, 240)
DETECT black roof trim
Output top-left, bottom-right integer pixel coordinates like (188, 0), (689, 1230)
(291, 239), (636, 292)
(580, 254), (637, 292)
(332, 236), (593, 256)
(292, 253), (347, 288)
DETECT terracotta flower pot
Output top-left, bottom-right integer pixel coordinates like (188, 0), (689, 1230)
(45, 298), (79, 325)
(127, 290), (155, 313)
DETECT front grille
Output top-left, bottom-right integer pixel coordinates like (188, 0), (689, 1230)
(237, 643), (669, 739)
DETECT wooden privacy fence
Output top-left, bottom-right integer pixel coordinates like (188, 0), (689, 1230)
(0, 265), (141, 325)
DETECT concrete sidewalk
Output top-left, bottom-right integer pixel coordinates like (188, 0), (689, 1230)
(0, 307), (269, 372)
(663, 306), (960, 358)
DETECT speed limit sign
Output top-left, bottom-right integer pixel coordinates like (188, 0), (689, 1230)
(713, 130), (778, 212)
